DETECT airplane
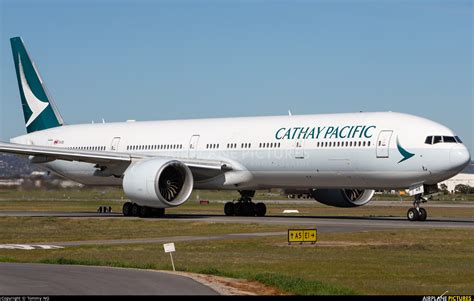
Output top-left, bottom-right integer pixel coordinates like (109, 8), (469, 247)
(0, 37), (470, 221)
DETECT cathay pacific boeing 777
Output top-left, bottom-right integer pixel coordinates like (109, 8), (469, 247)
(0, 37), (470, 221)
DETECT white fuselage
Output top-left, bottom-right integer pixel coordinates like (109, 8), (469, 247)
(10, 111), (470, 190)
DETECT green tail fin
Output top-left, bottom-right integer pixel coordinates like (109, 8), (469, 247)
(10, 37), (64, 133)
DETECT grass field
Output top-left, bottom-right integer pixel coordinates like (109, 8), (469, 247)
(0, 225), (472, 295)
(1, 187), (473, 218)
(0, 188), (473, 295)
(1, 198), (473, 218)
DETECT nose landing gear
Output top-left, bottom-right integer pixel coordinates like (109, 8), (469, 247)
(407, 194), (428, 221)
(224, 190), (267, 217)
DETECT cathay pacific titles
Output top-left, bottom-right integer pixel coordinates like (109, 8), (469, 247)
(275, 125), (377, 140)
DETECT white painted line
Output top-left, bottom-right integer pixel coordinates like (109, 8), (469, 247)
(283, 210), (300, 213)
(0, 244), (64, 250)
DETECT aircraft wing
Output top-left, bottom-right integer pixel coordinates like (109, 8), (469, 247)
(0, 142), (232, 176)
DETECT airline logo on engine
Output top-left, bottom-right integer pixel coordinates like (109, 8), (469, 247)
(275, 125), (376, 140)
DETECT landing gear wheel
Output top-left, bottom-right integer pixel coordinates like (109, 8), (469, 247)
(245, 202), (255, 216)
(234, 202), (243, 216)
(408, 193), (428, 222)
(224, 202), (235, 216)
(234, 202), (253, 216)
(255, 203), (267, 217)
(122, 202), (132, 216)
(407, 208), (419, 221)
(131, 204), (140, 217)
(223, 190), (268, 217)
(151, 208), (165, 217)
(139, 206), (150, 218)
(418, 208), (427, 221)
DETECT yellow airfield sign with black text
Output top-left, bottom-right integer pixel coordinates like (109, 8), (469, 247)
(288, 229), (317, 243)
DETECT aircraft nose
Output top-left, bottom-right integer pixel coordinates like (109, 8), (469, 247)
(450, 146), (471, 171)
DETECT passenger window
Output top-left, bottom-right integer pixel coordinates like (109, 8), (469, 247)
(443, 136), (456, 143)
(433, 136), (442, 144)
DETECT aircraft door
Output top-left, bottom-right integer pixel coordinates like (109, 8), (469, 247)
(376, 130), (393, 158)
(295, 140), (305, 159)
(110, 137), (121, 151)
(189, 135), (200, 158)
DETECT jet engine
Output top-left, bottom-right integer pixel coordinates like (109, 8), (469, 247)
(311, 189), (375, 207)
(122, 158), (193, 208)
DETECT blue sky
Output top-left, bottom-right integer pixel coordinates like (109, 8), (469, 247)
(1, 0), (472, 152)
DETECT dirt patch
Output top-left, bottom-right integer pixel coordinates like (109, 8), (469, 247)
(162, 271), (286, 295)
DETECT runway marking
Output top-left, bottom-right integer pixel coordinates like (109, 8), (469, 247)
(0, 244), (64, 250)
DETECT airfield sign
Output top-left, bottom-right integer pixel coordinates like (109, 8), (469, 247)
(163, 243), (176, 271)
(288, 229), (317, 244)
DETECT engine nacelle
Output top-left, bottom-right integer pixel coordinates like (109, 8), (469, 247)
(311, 189), (375, 207)
(123, 158), (193, 208)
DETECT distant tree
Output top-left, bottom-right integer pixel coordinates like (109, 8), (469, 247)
(439, 183), (449, 194)
(454, 184), (472, 194)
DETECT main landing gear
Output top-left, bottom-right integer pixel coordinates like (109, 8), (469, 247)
(407, 194), (428, 222)
(122, 202), (165, 218)
(224, 190), (267, 217)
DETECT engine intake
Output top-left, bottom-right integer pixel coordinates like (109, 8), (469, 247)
(311, 189), (375, 207)
(123, 158), (193, 208)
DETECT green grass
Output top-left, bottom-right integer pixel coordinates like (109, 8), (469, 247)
(0, 228), (473, 295)
(0, 188), (473, 295)
(0, 217), (287, 244)
(1, 198), (473, 218)
(252, 273), (356, 295)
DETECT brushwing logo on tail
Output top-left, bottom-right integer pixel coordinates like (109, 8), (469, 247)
(397, 137), (415, 163)
(18, 54), (49, 127)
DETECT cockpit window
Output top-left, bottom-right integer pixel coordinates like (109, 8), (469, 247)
(425, 135), (462, 145)
(443, 136), (456, 143)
